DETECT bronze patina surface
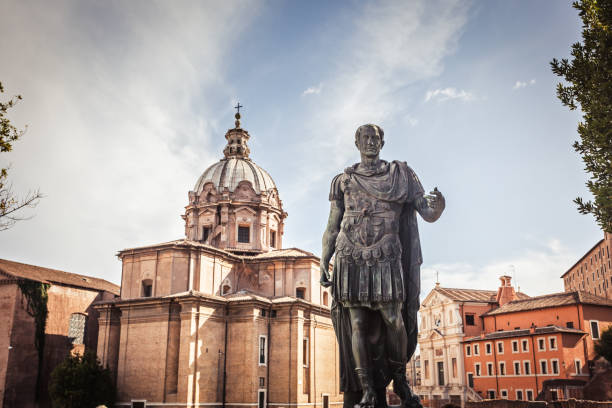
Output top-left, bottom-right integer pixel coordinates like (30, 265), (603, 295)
(321, 124), (445, 408)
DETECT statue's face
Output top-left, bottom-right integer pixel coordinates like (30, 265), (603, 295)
(355, 127), (384, 158)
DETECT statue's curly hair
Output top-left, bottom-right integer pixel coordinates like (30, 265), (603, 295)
(355, 124), (384, 142)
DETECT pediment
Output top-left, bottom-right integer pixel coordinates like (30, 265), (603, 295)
(198, 208), (216, 216)
(421, 289), (452, 308)
(235, 206), (257, 216)
(427, 329), (444, 340)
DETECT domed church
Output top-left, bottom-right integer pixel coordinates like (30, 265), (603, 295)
(94, 110), (341, 408)
(184, 111), (286, 254)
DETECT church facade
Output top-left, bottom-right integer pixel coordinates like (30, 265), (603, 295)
(95, 112), (341, 408)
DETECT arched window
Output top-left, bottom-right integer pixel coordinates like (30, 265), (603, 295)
(323, 291), (329, 306)
(141, 279), (153, 297)
(68, 313), (86, 345)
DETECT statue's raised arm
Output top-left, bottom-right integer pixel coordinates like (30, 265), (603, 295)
(414, 187), (445, 223)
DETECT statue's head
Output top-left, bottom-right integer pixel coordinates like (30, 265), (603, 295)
(354, 124), (384, 158)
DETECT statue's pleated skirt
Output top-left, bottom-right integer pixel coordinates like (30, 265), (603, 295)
(332, 255), (405, 306)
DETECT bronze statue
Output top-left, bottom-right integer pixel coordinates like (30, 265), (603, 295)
(320, 124), (445, 408)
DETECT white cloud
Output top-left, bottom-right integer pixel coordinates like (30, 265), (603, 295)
(285, 0), (471, 207)
(424, 87), (475, 102)
(303, 83), (323, 95)
(421, 238), (577, 298)
(513, 78), (536, 90)
(0, 1), (261, 282)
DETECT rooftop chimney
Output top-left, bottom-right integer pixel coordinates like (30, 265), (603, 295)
(496, 275), (517, 307)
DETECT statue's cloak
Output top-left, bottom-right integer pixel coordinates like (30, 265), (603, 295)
(329, 160), (423, 391)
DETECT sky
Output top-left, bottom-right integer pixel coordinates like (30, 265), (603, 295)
(0, 0), (602, 298)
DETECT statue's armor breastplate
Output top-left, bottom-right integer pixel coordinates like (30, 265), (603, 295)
(336, 175), (403, 263)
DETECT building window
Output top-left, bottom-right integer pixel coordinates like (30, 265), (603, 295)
(466, 345), (471, 356)
(499, 362), (506, 376)
(521, 339), (529, 352)
(540, 360), (548, 374)
(141, 279), (153, 298)
(68, 313), (86, 345)
(549, 337), (557, 350)
(590, 321), (600, 339)
(485, 343), (492, 355)
(269, 230), (276, 248)
(259, 377), (265, 387)
(424, 360), (429, 379)
(474, 344), (480, 355)
(437, 361), (445, 386)
(258, 390), (266, 408)
(538, 338), (546, 351)
(222, 284), (231, 295)
(575, 359), (582, 374)
(524, 361), (531, 375)
(475, 363), (481, 377)
(567, 321), (574, 329)
(526, 390), (534, 400)
(238, 226), (250, 243)
(259, 336), (267, 365)
(296, 287), (305, 299)
(467, 373), (474, 387)
(452, 357), (457, 378)
(303, 337), (309, 367)
(323, 291), (329, 306)
(500, 390), (508, 399)
(552, 359), (559, 375)
(514, 361), (521, 375)
(486, 362), (493, 376)
(465, 314), (475, 326)
(512, 340), (519, 353)
(516, 390), (524, 400)
(202, 226), (211, 242)
(487, 390), (495, 399)
(497, 341), (504, 354)
(551, 389), (559, 400)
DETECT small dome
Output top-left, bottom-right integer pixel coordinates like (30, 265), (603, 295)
(194, 157), (277, 194)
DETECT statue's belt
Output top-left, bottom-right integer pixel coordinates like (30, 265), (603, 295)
(335, 233), (400, 262)
(344, 209), (397, 219)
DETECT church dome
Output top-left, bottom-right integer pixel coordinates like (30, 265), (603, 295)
(194, 158), (276, 195)
(183, 108), (286, 254)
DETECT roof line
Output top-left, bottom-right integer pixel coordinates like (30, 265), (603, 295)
(561, 237), (605, 278)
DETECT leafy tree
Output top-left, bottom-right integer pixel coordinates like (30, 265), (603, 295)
(0, 81), (41, 230)
(594, 325), (612, 363)
(550, 0), (612, 232)
(49, 351), (116, 408)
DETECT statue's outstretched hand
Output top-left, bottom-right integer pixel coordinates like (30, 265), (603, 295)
(320, 264), (332, 288)
(425, 187), (445, 214)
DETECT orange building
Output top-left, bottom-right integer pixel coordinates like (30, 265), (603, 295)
(462, 290), (612, 401)
(561, 231), (612, 298)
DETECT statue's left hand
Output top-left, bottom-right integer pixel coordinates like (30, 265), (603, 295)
(425, 187), (445, 214)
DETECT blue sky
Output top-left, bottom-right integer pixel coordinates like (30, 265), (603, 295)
(0, 0), (602, 296)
